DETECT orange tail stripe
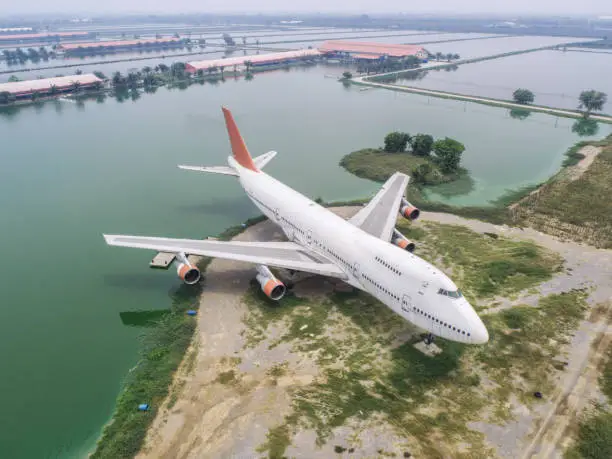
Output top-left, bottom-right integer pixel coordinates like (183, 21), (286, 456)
(221, 107), (258, 172)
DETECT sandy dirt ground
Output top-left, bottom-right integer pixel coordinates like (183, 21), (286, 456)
(138, 208), (612, 459)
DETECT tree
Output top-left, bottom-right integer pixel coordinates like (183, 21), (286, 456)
(8, 75), (20, 82)
(256, 39), (260, 47)
(0, 91), (12, 104)
(435, 52), (443, 61)
(93, 71), (106, 80)
(173, 32), (180, 39)
(513, 88), (535, 104)
(411, 162), (433, 184)
(71, 81), (82, 93)
(453, 53), (460, 60)
(112, 71), (125, 87)
(126, 72), (140, 88)
(446, 53), (453, 61)
(342, 71), (353, 80)
(157, 63), (169, 73)
(384, 132), (411, 153)
(433, 138), (465, 173)
(411, 134), (434, 156)
(141, 66), (152, 74)
(578, 90), (607, 116)
(49, 84), (59, 95)
(75, 69), (83, 75)
(242, 36), (247, 45)
(404, 55), (420, 68)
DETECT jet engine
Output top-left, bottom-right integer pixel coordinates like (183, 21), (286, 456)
(399, 198), (420, 221)
(255, 265), (286, 301)
(175, 252), (201, 285)
(392, 229), (416, 253)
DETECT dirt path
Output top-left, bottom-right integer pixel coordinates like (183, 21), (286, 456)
(138, 209), (612, 458)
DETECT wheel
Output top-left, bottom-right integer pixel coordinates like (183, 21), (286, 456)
(424, 333), (435, 345)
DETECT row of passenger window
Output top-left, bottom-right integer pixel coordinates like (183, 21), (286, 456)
(374, 256), (401, 276)
(361, 273), (401, 302)
(413, 307), (470, 337)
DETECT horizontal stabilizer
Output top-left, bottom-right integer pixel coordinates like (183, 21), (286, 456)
(253, 151), (277, 169)
(177, 165), (238, 176)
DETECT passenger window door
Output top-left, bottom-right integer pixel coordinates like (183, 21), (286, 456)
(418, 281), (429, 296)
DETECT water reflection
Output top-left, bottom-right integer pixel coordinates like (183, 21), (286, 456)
(424, 173), (476, 199)
(509, 108), (532, 120)
(572, 118), (600, 137)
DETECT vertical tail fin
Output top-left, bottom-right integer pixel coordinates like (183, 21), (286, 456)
(222, 107), (259, 172)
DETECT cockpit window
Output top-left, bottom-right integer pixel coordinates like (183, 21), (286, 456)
(438, 288), (463, 299)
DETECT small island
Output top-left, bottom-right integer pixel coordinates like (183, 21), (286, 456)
(340, 131), (468, 186)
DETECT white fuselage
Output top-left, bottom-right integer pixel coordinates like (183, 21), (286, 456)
(234, 158), (488, 344)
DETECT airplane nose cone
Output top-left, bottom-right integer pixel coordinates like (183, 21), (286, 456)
(471, 319), (489, 344)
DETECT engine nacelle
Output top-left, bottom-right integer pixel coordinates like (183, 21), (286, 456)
(399, 198), (420, 221)
(175, 252), (201, 285)
(255, 265), (286, 301)
(392, 229), (416, 253)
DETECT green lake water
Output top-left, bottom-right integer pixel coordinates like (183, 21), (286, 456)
(0, 62), (608, 458)
(396, 49), (612, 113)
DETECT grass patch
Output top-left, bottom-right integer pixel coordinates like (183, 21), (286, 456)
(565, 407), (612, 459)
(601, 341), (612, 400)
(216, 370), (237, 385)
(256, 424), (292, 458)
(397, 221), (562, 304)
(243, 222), (583, 457)
(340, 148), (464, 185)
(91, 283), (200, 459)
(565, 329), (612, 458)
(513, 134), (612, 248)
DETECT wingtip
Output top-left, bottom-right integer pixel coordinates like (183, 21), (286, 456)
(103, 234), (116, 245)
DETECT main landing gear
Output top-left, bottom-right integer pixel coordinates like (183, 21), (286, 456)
(424, 333), (435, 345)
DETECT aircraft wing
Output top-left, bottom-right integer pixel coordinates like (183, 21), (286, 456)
(103, 235), (347, 279)
(348, 172), (409, 241)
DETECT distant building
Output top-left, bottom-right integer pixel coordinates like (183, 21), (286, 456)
(0, 27), (34, 34)
(318, 40), (428, 60)
(185, 49), (321, 73)
(57, 38), (184, 55)
(0, 31), (92, 44)
(0, 74), (103, 100)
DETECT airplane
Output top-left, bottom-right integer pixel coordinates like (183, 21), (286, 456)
(103, 107), (489, 345)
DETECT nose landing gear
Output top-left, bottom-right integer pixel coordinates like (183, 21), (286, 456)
(424, 333), (435, 345)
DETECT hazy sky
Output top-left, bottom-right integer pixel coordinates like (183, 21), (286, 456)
(3, 1), (611, 16)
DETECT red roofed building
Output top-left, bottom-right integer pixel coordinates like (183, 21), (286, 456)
(319, 40), (428, 60)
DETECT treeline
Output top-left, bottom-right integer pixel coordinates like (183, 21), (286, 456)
(512, 87), (608, 116)
(383, 131), (466, 182)
(356, 55), (422, 75)
(1, 47), (56, 64)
